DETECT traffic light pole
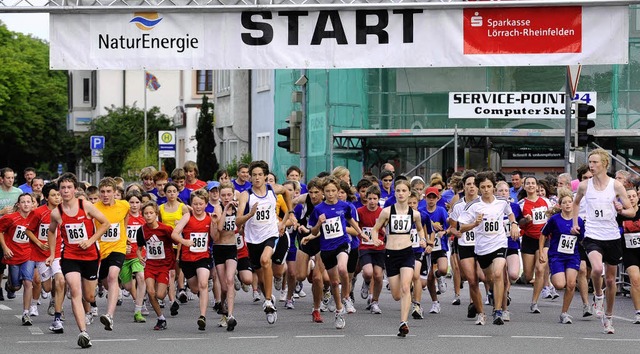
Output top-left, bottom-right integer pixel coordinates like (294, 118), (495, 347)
(564, 69), (572, 174)
(300, 69), (307, 178)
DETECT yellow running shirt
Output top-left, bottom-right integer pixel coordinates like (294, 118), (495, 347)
(95, 199), (130, 259)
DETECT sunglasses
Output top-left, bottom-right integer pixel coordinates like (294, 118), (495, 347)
(382, 179), (393, 182)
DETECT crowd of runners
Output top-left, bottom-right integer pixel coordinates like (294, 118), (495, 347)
(1, 148), (640, 348)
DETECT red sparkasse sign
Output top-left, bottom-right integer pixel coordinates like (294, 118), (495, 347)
(464, 7), (582, 55)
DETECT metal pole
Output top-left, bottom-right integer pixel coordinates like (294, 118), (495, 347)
(144, 71), (148, 162)
(454, 125), (459, 171)
(592, 143), (640, 178)
(404, 138), (455, 176)
(95, 163), (100, 184)
(564, 68), (572, 174)
(300, 69), (307, 178)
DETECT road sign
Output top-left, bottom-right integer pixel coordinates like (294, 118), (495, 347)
(158, 130), (176, 158)
(91, 149), (103, 164)
(90, 135), (105, 150)
(57, 163), (63, 175)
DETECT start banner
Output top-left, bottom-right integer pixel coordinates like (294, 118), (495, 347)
(50, 6), (628, 70)
(448, 91), (597, 119)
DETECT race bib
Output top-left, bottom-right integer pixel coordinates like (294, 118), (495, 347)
(254, 205), (272, 224)
(65, 223), (88, 244)
(12, 225), (29, 244)
(390, 214), (411, 234)
(235, 233), (244, 249)
(558, 234), (577, 254)
(223, 216), (236, 231)
(432, 234), (442, 251)
(483, 217), (501, 234)
(503, 219), (512, 234)
(190, 232), (208, 253)
(624, 232), (640, 249)
(361, 227), (374, 245)
(531, 207), (548, 225)
(146, 240), (165, 260)
(126, 225), (141, 242)
(322, 216), (343, 239)
(410, 229), (419, 248)
(591, 202), (612, 220)
(463, 230), (476, 245)
(101, 223), (121, 242)
(38, 223), (50, 241)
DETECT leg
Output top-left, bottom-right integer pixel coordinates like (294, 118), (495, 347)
(196, 268), (210, 317)
(224, 260), (238, 316)
(105, 266), (121, 316)
(604, 263), (618, 316)
(531, 249), (546, 304)
(65, 272), (87, 332)
(460, 258), (482, 314)
(627, 266), (640, 311)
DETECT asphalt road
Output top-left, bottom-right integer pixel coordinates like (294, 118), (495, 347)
(1, 276), (639, 353)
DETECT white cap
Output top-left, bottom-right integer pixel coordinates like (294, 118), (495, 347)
(410, 176), (425, 184)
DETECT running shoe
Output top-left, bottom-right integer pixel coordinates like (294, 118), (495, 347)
(285, 299), (295, 309)
(0, 288), (4, 301)
(582, 303), (593, 317)
(279, 289), (287, 303)
(122, 289), (130, 297)
(22, 313), (33, 326)
(154, 319), (167, 330)
(293, 292), (300, 299)
(365, 295), (372, 311)
(475, 313), (486, 325)
(493, 310), (504, 325)
(322, 288), (332, 308)
(412, 303), (424, 319)
(437, 277), (447, 294)
(502, 310), (511, 322)
(334, 308), (346, 329)
(560, 312), (573, 324)
(234, 276), (241, 291)
(29, 305), (39, 317)
(48, 299), (55, 316)
(242, 283), (251, 293)
(327, 296), (336, 312)
(634, 312), (640, 324)
(295, 281), (303, 294)
(90, 306), (98, 317)
(274, 277), (283, 291)
(361, 281), (370, 299)
(312, 309), (324, 323)
(178, 289), (188, 304)
(213, 301), (222, 313)
(602, 316), (615, 334)
(41, 289), (50, 299)
(226, 316), (237, 331)
(429, 302), (441, 314)
(319, 301), (329, 312)
(197, 316), (206, 331)
(593, 295), (604, 319)
(343, 298), (356, 314)
(264, 299), (277, 325)
(530, 303), (541, 314)
(397, 321), (409, 337)
(134, 311), (146, 323)
(49, 319), (64, 333)
(85, 313), (93, 325)
(218, 315), (228, 328)
(141, 303), (150, 316)
(100, 313), (114, 331)
(97, 285), (104, 298)
(550, 287), (560, 300)
(541, 286), (552, 299)
(158, 299), (165, 308)
(452, 295), (461, 306)
(77, 331), (92, 348)
(253, 290), (262, 302)
(467, 303), (477, 318)
(170, 301), (180, 316)
(370, 301), (382, 314)
(487, 291), (494, 307)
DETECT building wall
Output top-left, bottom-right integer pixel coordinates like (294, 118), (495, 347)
(214, 70), (250, 169)
(251, 70), (275, 168)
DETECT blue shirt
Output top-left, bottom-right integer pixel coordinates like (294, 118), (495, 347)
(541, 213), (585, 260)
(347, 202), (360, 250)
(233, 179), (252, 193)
(413, 210), (434, 254)
(178, 188), (191, 205)
(309, 200), (353, 252)
(439, 189), (454, 209)
(18, 183), (32, 193)
(506, 202), (523, 249)
(509, 187), (522, 201)
(420, 206), (449, 252)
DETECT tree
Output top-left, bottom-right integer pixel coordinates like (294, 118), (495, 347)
(121, 143), (159, 182)
(76, 105), (173, 177)
(195, 95), (219, 181)
(0, 22), (74, 180)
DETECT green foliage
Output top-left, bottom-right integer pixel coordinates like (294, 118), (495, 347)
(224, 152), (253, 178)
(121, 143), (159, 182)
(0, 22), (73, 179)
(195, 95), (219, 181)
(77, 105), (173, 177)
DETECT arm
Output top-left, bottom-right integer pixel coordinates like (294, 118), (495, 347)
(538, 234), (547, 264)
(459, 212), (483, 233)
(234, 192), (256, 227)
(571, 182), (586, 233)
(369, 208), (389, 247)
(170, 216), (192, 247)
(614, 181), (635, 218)
(0, 231), (11, 259)
(415, 215), (428, 250)
(46, 210), (61, 265)
(85, 203), (110, 248)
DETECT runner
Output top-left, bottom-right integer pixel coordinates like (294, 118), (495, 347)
(458, 171), (519, 325)
(171, 168), (191, 205)
(407, 191), (432, 318)
(369, 179), (426, 336)
(139, 166), (157, 195)
(287, 165), (308, 194)
(45, 173), (110, 348)
(302, 176), (366, 330)
(172, 189), (216, 331)
(137, 201), (176, 331)
(120, 190), (147, 323)
(153, 171), (169, 205)
(281, 180), (301, 309)
(337, 179), (359, 313)
(232, 163), (252, 193)
(618, 187), (640, 323)
(572, 148), (634, 334)
(357, 185), (385, 314)
(235, 160), (291, 325)
(18, 167), (36, 193)
(0, 193), (36, 325)
(184, 161), (208, 191)
(540, 188), (584, 324)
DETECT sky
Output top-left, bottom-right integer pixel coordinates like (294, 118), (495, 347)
(0, 13), (50, 40)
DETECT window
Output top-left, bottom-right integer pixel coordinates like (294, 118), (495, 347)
(215, 70), (231, 96)
(255, 133), (271, 164)
(83, 78), (90, 103)
(221, 139), (239, 166)
(255, 70), (271, 92)
(196, 70), (213, 93)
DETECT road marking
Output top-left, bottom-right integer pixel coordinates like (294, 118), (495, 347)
(157, 337), (209, 341)
(17, 340), (67, 344)
(296, 335), (345, 338)
(612, 315), (635, 322)
(438, 335), (492, 338)
(28, 327), (44, 335)
(0, 304), (12, 311)
(583, 338), (640, 342)
(364, 334), (417, 337)
(15, 315), (22, 319)
(228, 336), (279, 339)
(511, 336), (563, 339)
(92, 339), (138, 342)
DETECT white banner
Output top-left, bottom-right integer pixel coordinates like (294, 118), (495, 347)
(448, 91), (597, 119)
(50, 6), (628, 70)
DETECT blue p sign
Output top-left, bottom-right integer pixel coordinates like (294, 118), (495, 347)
(90, 136), (105, 150)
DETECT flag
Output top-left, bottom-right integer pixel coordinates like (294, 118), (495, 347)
(145, 71), (161, 91)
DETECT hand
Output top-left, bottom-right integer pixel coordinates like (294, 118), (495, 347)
(524, 215), (533, 224)
(538, 253), (546, 264)
(613, 200), (623, 213)
(79, 239), (93, 250)
(510, 226), (520, 241)
(419, 239), (426, 248)
(249, 202), (259, 216)
(372, 238), (383, 247)
(45, 255), (54, 266)
(318, 214), (327, 224)
(0, 206), (11, 216)
(475, 213), (484, 226)
(298, 225), (310, 234)
(432, 222), (444, 232)
(126, 244), (132, 254)
(448, 227), (461, 239)
(3, 248), (13, 259)
(182, 239), (194, 247)
(277, 221), (286, 236)
(39, 242), (50, 251)
(571, 223), (581, 235)
(425, 245), (433, 254)
(301, 236), (310, 245)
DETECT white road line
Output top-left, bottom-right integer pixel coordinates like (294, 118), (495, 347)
(583, 338), (640, 342)
(511, 336), (563, 339)
(28, 327), (44, 335)
(15, 315), (22, 319)
(157, 337), (210, 341)
(17, 340), (67, 344)
(438, 335), (493, 338)
(296, 335), (346, 338)
(228, 336), (279, 340)
(612, 315), (635, 322)
(92, 339), (138, 342)
(0, 304), (12, 310)
(364, 334), (417, 337)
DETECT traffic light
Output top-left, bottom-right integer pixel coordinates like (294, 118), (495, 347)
(575, 103), (595, 147)
(277, 113), (301, 154)
(277, 127), (292, 151)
